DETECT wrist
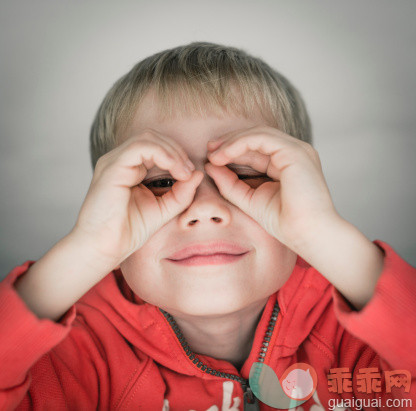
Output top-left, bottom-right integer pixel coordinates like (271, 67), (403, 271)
(286, 211), (345, 257)
(289, 214), (384, 310)
(66, 227), (121, 274)
(14, 231), (117, 321)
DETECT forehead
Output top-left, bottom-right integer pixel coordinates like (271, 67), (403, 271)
(126, 89), (268, 161)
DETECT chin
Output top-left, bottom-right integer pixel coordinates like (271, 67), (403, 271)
(164, 303), (243, 318)
(160, 290), (268, 318)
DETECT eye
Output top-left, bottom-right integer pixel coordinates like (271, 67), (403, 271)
(145, 177), (176, 188)
(235, 173), (273, 189)
(237, 174), (268, 180)
(142, 176), (177, 195)
(227, 165), (268, 180)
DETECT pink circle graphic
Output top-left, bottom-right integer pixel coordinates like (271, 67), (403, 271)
(280, 363), (318, 402)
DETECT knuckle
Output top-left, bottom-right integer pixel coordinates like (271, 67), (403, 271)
(140, 128), (158, 139)
(129, 135), (148, 147)
(96, 161), (115, 179)
(260, 125), (275, 135)
(127, 138), (157, 154)
(175, 145), (188, 159)
(298, 139), (310, 148)
(94, 154), (109, 172)
(116, 130), (185, 165)
(299, 140), (316, 154)
(125, 129), (157, 146)
(308, 145), (320, 159)
(95, 155), (105, 168)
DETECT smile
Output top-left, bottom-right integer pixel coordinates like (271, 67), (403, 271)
(166, 252), (249, 266)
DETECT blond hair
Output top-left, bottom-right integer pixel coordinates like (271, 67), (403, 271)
(89, 42), (312, 169)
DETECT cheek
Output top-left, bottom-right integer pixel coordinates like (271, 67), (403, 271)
(119, 247), (163, 304)
(119, 225), (167, 289)
(118, 218), (297, 313)
(255, 237), (297, 287)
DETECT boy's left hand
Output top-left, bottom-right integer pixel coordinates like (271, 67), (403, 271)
(205, 125), (341, 253)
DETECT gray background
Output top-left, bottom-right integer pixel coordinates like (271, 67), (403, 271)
(1, 0), (415, 280)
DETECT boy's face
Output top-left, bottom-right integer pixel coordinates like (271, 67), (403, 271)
(119, 90), (298, 317)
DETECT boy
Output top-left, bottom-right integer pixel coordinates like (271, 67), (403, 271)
(0, 42), (415, 410)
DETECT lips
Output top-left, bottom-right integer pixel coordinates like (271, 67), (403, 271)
(167, 241), (249, 261)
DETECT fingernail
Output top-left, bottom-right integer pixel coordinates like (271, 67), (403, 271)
(186, 160), (195, 170)
(208, 140), (221, 148)
(183, 164), (193, 175)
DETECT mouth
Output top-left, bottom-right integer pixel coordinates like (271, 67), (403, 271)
(166, 241), (250, 266)
(167, 252), (249, 266)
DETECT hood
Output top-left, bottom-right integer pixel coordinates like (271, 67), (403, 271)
(79, 255), (335, 381)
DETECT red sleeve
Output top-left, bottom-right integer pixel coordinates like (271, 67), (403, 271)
(0, 261), (98, 410)
(330, 240), (416, 408)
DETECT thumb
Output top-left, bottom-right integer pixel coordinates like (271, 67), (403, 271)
(131, 171), (203, 251)
(204, 163), (254, 215)
(205, 163), (281, 237)
(156, 170), (204, 223)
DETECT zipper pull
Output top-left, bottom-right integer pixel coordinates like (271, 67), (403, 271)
(243, 385), (260, 410)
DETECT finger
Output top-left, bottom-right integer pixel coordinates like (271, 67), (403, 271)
(154, 132), (195, 170)
(207, 125), (259, 148)
(121, 129), (195, 170)
(207, 133), (298, 168)
(207, 139), (224, 152)
(155, 171), (204, 219)
(204, 162), (255, 213)
(111, 132), (194, 174)
(100, 141), (193, 188)
(205, 163), (281, 234)
(131, 172), (203, 249)
(133, 171), (203, 221)
(206, 125), (257, 152)
(226, 151), (271, 174)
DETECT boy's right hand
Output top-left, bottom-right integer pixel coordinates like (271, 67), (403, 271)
(71, 129), (202, 271)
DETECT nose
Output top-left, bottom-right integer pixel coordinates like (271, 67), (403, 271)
(177, 172), (232, 229)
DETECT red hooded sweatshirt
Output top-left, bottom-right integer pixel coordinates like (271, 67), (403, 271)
(0, 240), (415, 411)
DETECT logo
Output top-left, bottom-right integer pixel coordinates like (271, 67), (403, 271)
(249, 362), (318, 409)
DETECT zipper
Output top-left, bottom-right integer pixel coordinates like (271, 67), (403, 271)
(159, 301), (280, 410)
